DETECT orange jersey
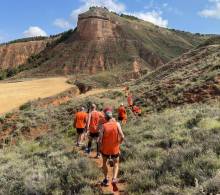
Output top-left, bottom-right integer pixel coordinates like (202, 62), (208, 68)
(74, 112), (88, 129)
(88, 111), (100, 133)
(101, 121), (120, 155)
(132, 106), (141, 114)
(118, 106), (127, 119)
(127, 95), (133, 106)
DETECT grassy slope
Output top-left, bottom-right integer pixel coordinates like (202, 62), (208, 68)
(0, 89), (219, 194)
(132, 43), (220, 112)
(122, 101), (220, 194)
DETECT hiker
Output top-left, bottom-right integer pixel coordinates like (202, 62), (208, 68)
(85, 104), (101, 157)
(74, 107), (88, 146)
(124, 86), (129, 97)
(118, 103), (127, 125)
(99, 110), (125, 190)
(127, 92), (133, 107)
(132, 104), (142, 116)
(98, 107), (112, 127)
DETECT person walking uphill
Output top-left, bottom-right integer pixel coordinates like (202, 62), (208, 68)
(99, 111), (125, 191)
(85, 104), (101, 157)
(127, 92), (133, 107)
(118, 103), (127, 125)
(74, 107), (88, 146)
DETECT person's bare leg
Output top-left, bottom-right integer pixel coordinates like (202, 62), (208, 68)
(113, 157), (120, 180)
(76, 133), (80, 145)
(79, 133), (84, 144)
(102, 156), (108, 179)
(95, 137), (100, 156)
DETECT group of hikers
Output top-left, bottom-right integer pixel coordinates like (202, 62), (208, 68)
(73, 88), (141, 191)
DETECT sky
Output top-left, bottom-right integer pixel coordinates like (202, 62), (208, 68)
(0, 0), (220, 43)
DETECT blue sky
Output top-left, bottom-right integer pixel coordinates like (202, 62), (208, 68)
(0, 0), (220, 43)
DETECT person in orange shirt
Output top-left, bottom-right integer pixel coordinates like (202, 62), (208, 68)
(74, 107), (88, 146)
(99, 110), (125, 190)
(127, 92), (133, 107)
(118, 103), (127, 125)
(132, 104), (142, 117)
(85, 104), (101, 156)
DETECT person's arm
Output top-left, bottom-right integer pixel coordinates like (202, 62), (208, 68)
(117, 122), (125, 143)
(98, 126), (104, 144)
(86, 113), (91, 132)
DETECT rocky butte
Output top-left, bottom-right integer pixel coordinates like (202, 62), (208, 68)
(0, 7), (208, 78)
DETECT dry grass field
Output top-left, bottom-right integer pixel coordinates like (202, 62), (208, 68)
(0, 77), (72, 114)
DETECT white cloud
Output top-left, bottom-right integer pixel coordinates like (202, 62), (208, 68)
(129, 11), (168, 27)
(199, 0), (220, 19)
(23, 26), (47, 37)
(71, 0), (126, 20)
(53, 18), (71, 29)
(53, 0), (168, 29)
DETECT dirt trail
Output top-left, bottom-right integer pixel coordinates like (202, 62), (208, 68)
(76, 149), (126, 195)
(78, 88), (123, 99)
(74, 87), (127, 194)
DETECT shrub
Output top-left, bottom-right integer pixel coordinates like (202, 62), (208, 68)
(19, 102), (32, 111)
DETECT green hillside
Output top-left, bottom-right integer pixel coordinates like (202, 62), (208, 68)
(132, 42), (220, 112)
(13, 7), (210, 78)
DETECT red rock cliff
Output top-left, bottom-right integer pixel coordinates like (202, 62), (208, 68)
(0, 40), (47, 70)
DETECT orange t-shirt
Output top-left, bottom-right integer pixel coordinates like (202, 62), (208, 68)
(74, 112), (88, 129)
(118, 106), (127, 119)
(101, 121), (120, 155)
(132, 106), (141, 114)
(89, 111), (100, 133)
(127, 95), (133, 106)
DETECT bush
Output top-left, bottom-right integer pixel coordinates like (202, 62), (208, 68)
(19, 102), (32, 111)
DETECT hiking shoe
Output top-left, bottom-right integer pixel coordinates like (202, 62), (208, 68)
(112, 179), (119, 192)
(101, 178), (109, 187)
(84, 148), (91, 154)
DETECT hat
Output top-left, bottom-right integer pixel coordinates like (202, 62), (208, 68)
(105, 111), (113, 119)
(103, 107), (112, 113)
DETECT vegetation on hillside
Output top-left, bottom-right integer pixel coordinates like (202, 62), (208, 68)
(0, 36), (48, 46)
(132, 44), (220, 111)
(198, 36), (220, 47)
(0, 86), (219, 194)
(121, 101), (220, 194)
(120, 14), (140, 21)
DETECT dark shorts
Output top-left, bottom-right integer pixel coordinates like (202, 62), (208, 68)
(102, 153), (120, 159)
(76, 128), (85, 134)
(89, 132), (99, 138)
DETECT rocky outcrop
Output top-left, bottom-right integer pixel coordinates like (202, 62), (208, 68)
(0, 40), (47, 70)
(78, 7), (118, 40)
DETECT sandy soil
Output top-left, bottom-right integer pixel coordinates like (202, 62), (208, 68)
(0, 77), (72, 114)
